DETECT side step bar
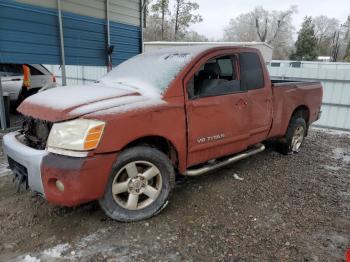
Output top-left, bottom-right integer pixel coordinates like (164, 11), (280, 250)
(183, 143), (265, 176)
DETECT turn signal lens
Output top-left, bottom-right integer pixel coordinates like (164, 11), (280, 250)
(84, 124), (105, 150)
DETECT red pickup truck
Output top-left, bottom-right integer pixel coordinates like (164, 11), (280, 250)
(3, 46), (323, 221)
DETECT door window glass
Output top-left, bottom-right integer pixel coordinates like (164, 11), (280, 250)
(189, 55), (242, 98)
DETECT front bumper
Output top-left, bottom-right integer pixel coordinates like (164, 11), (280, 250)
(3, 131), (116, 206)
(3, 132), (47, 195)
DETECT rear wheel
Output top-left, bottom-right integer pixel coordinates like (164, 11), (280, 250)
(277, 116), (306, 155)
(99, 146), (175, 222)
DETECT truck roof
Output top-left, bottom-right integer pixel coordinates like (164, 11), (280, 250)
(143, 44), (258, 56)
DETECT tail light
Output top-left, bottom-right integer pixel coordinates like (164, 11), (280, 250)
(52, 74), (56, 83)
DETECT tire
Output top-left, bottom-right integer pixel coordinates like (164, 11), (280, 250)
(99, 146), (175, 222)
(277, 116), (307, 155)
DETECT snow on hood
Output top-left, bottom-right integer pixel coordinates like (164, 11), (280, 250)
(18, 82), (162, 122)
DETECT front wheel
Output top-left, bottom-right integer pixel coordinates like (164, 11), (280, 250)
(277, 116), (307, 155)
(99, 146), (175, 222)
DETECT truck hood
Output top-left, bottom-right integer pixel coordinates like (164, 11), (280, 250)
(18, 83), (157, 122)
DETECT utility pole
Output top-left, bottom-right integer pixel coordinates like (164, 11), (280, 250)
(57, 0), (67, 86)
(0, 78), (7, 129)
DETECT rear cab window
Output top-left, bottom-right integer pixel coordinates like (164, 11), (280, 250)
(239, 52), (265, 90)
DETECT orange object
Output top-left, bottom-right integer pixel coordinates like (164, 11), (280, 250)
(22, 64), (31, 89)
(83, 124), (105, 150)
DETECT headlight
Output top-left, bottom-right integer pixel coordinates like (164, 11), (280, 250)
(47, 119), (105, 152)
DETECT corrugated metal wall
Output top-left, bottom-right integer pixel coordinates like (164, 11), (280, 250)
(0, 0), (141, 66)
(45, 64), (107, 85)
(16, 0), (141, 26)
(268, 61), (350, 131)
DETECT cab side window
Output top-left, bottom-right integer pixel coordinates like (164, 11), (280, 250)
(239, 52), (264, 90)
(189, 55), (241, 98)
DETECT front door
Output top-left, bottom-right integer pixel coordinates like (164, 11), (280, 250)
(185, 54), (250, 167)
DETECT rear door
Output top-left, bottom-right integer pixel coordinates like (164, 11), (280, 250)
(185, 52), (250, 167)
(239, 52), (273, 145)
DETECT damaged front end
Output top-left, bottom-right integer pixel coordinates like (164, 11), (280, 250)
(22, 117), (53, 150)
(5, 117), (52, 193)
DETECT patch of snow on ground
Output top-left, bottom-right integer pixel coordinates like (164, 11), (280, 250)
(21, 255), (40, 262)
(16, 229), (111, 261)
(322, 165), (342, 171)
(42, 243), (71, 258)
(312, 127), (350, 136)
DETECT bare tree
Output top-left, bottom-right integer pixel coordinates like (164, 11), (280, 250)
(312, 16), (340, 55)
(253, 6), (297, 44)
(224, 6), (297, 59)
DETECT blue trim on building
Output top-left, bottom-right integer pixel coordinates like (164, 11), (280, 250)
(0, 0), (141, 66)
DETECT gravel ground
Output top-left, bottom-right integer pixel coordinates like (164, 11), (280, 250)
(0, 128), (349, 261)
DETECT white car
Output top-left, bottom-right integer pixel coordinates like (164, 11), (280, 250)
(0, 64), (56, 104)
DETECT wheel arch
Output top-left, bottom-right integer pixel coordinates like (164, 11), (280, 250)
(289, 105), (310, 135)
(121, 135), (179, 169)
(291, 105), (310, 124)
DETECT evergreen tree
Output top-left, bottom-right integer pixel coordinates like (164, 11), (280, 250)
(290, 16), (318, 60)
(173, 0), (202, 40)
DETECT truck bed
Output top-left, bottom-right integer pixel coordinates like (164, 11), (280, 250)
(268, 80), (323, 139)
(271, 79), (320, 86)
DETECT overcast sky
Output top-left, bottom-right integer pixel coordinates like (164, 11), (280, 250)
(188, 0), (349, 40)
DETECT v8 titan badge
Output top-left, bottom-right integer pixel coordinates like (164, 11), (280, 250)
(197, 134), (225, 144)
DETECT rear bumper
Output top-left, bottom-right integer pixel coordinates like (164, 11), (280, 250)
(3, 131), (116, 206)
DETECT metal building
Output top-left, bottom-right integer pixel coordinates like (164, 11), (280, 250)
(0, 0), (143, 66)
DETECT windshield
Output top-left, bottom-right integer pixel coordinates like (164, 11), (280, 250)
(99, 46), (211, 98)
